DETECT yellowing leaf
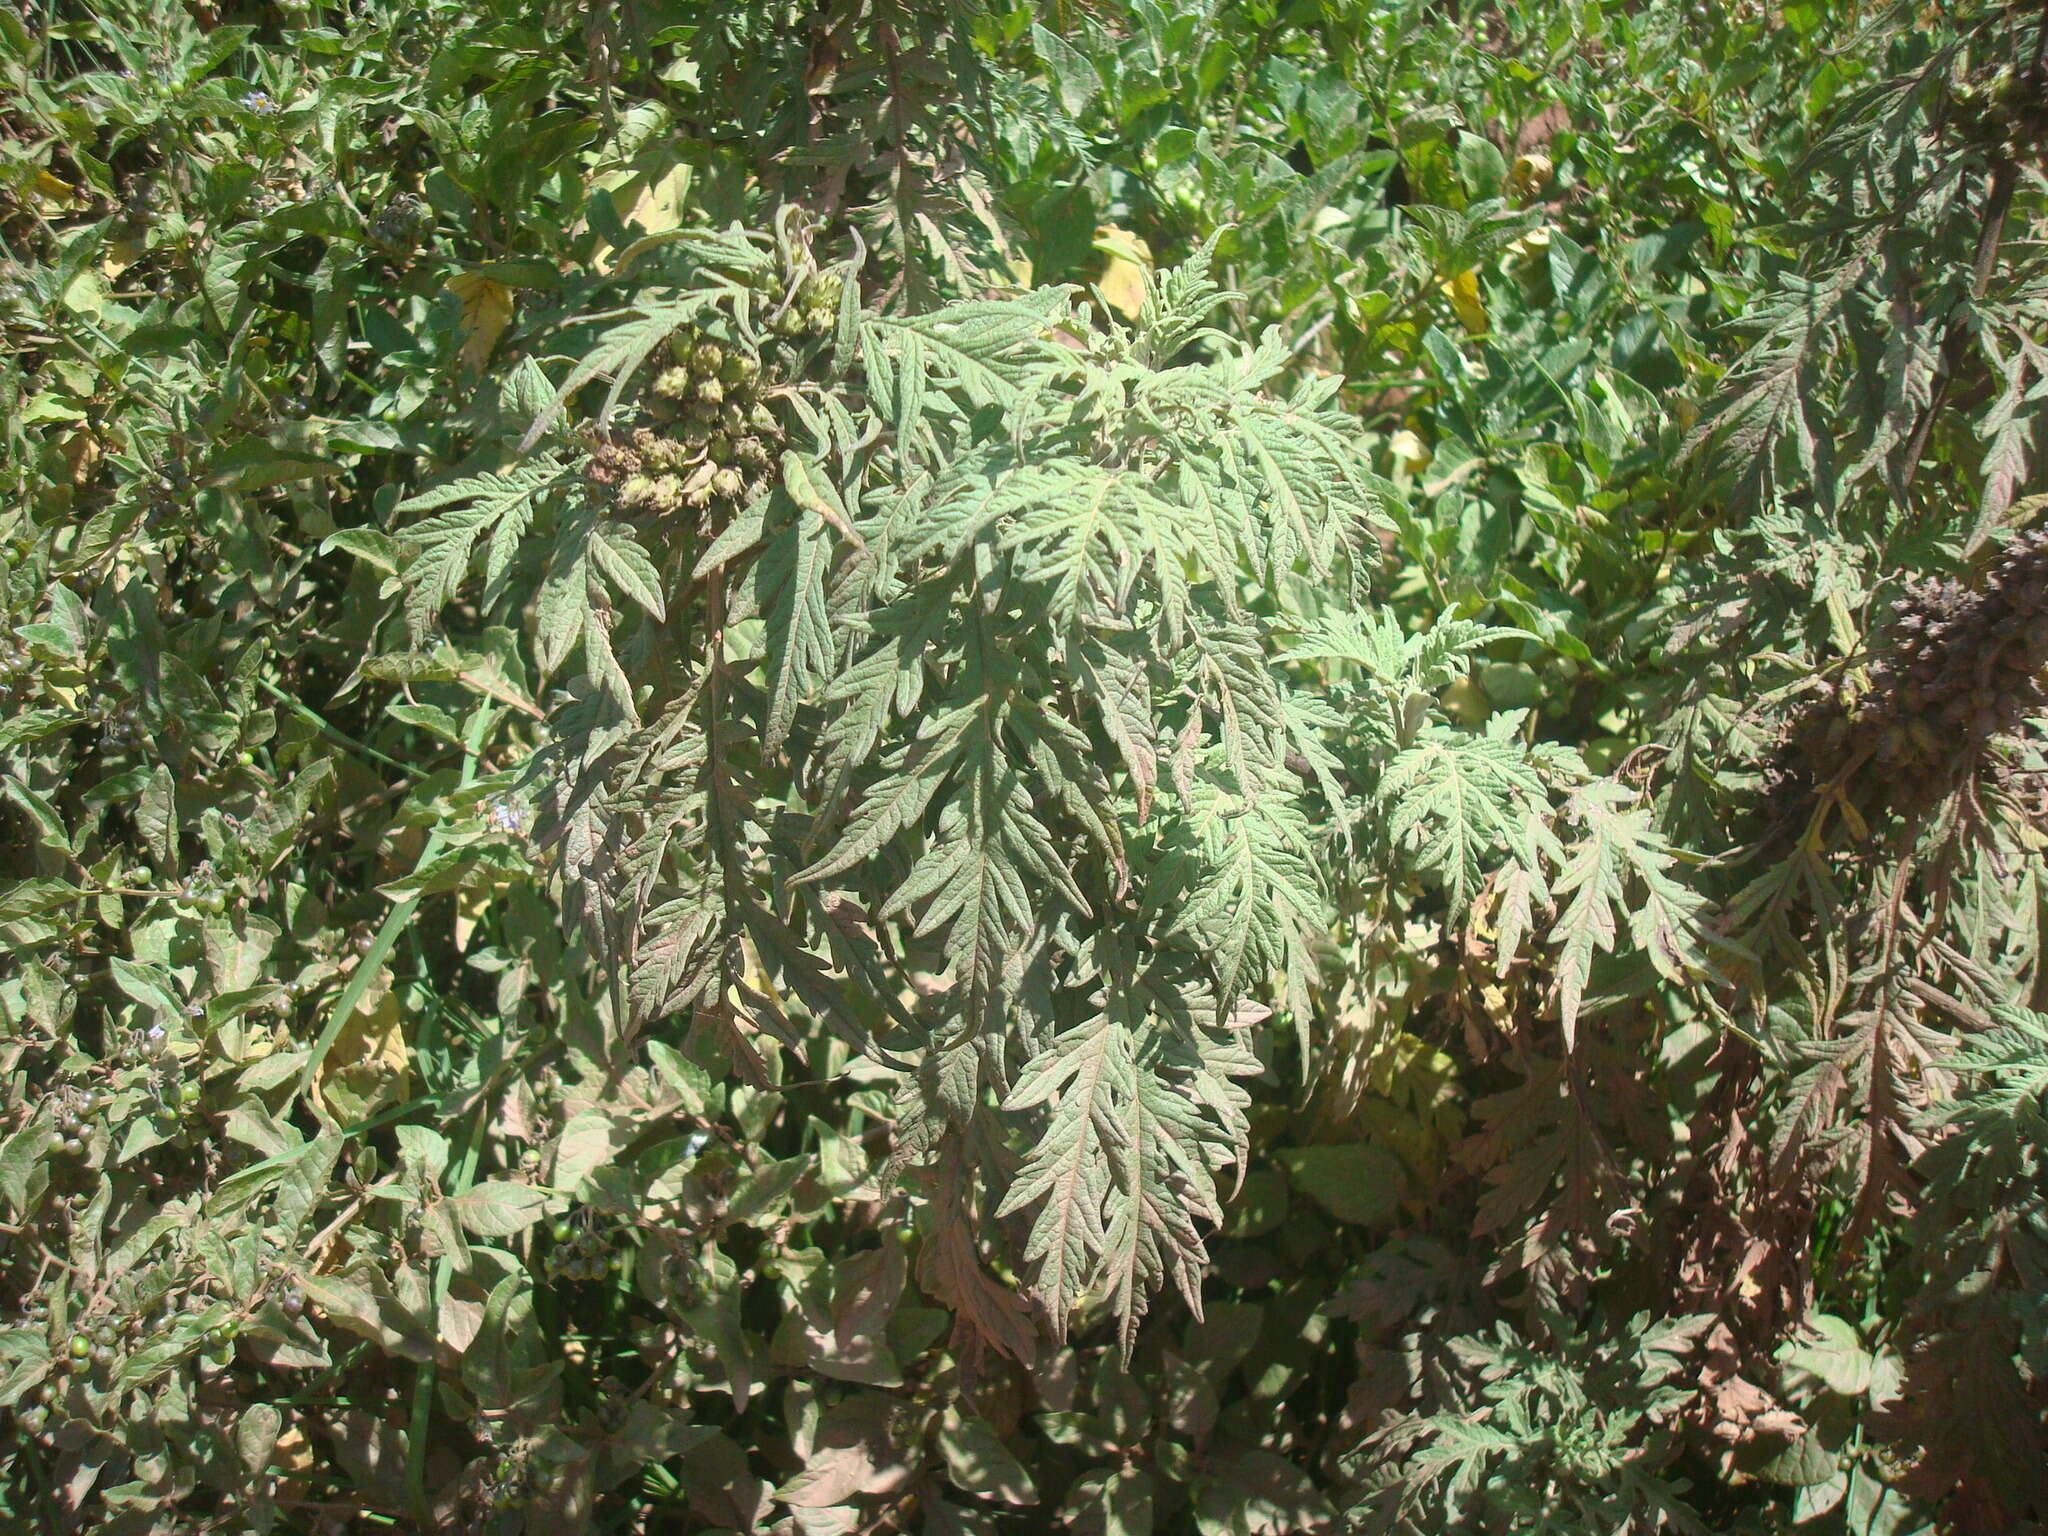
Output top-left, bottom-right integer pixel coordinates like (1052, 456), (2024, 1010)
(104, 240), (143, 280)
(30, 169), (80, 212)
(447, 271), (515, 374)
(1508, 153), (1553, 202)
(62, 431), (102, 486)
(62, 267), (108, 319)
(1093, 224), (1153, 321)
(454, 883), (492, 953)
(312, 966), (410, 1123)
(1441, 674), (1490, 725)
(1388, 429), (1432, 473)
(271, 1424), (316, 1476)
(623, 163), (692, 239)
(1441, 269), (1488, 335)
(587, 162), (694, 273)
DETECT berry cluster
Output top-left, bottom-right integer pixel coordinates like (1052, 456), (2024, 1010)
(176, 865), (231, 917)
(246, 182), (291, 218)
(368, 193), (429, 253)
(97, 697), (148, 753)
(467, 1434), (550, 1516)
(0, 259), (31, 324)
(544, 1213), (625, 1284)
(8, 1268), (284, 1442)
(0, 636), (39, 710)
(1765, 529), (2048, 825)
(9, 1297), (132, 1439)
(117, 175), (166, 226)
(144, 453), (194, 507)
(46, 1086), (103, 1158)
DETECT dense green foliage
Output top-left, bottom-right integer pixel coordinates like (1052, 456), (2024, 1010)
(3, 0), (2047, 1531)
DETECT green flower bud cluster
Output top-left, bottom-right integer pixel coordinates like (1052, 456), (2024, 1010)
(585, 327), (787, 517)
(769, 270), (843, 337)
(1953, 63), (2048, 154)
(1764, 528), (2048, 826)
